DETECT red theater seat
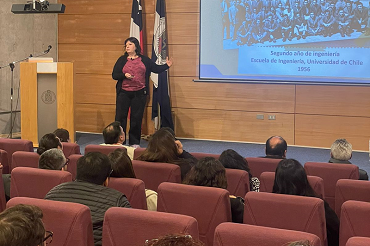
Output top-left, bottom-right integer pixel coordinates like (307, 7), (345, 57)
(67, 154), (82, 180)
(259, 171), (325, 199)
(11, 151), (39, 171)
(7, 197), (94, 246)
(0, 138), (33, 174)
(304, 162), (359, 210)
(0, 150), (8, 174)
(10, 167), (72, 199)
(340, 201), (370, 246)
(0, 168), (6, 212)
(108, 178), (147, 210)
(190, 152), (220, 160)
(62, 142), (81, 158)
(335, 179), (370, 217)
(103, 207), (199, 246)
(157, 182), (231, 246)
(214, 223), (321, 246)
(244, 192), (327, 245)
(132, 160), (181, 192)
(346, 237), (370, 246)
(225, 169), (250, 197)
(133, 147), (146, 159)
(245, 157), (280, 179)
(85, 145), (126, 155)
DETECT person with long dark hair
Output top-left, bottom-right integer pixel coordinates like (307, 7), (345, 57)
(219, 149), (260, 191)
(183, 157), (244, 223)
(272, 159), (339, 246)
(138, 128), (195, 180)
(112, 37), (173, 147)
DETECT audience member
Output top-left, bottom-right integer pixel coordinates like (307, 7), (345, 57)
(329, 138), (368, 180)
(138, 128), (196, 180)
(45, 152), (131, 246)
(145, 234), (204, 246)
(219, 149), (260, 191)
(39, 148), (68, 171)
(265, 136), (287, 159)
(108, 148), (158, 211)
(272, 159), (339, 246)
(183, 157), (244, 223)
(102, 121), (135, 160)
(286, 241), (312, 246)
(0, 204), (49, 246)
(53, 128), (70, 143)
(37, 133), (62, 155)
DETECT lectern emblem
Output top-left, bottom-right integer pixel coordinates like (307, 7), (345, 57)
(41, 90), (56, 104)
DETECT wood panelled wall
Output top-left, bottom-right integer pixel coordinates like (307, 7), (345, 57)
(58, 0), (370, 151)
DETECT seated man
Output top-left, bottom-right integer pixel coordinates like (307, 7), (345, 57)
(0, 204), (48, 246)
(329, 138), (368, 180)
(45, 152), (131, 246)
(102, 121), (135, 160)
(39, 148), (68, 171)
(53, 128), (70, 143)
(264, 136), (287, 159)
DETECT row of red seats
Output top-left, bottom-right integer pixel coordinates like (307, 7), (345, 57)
(6, 184), (370, 246)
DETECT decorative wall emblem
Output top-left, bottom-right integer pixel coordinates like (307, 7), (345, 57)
(41, 90), (56, 104)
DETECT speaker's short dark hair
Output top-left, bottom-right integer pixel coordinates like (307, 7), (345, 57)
(0, 204), (45, 246)
(103, 121), (122, 144)
(76, 152), (112, 185)
(53, 128), (70, 142)
(37, 133), (62, 155)
(266, 136), (287, 157)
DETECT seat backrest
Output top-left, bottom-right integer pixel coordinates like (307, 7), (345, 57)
(190, 152), (220, 160)
(7, 197), (94, 246)
(0, 138), (33, 174)
(345, 237), (370, 246)
(214, 223), (321, 246)
(132, 160), (181, 192)
(244, 192), (327, 245)
(103, 207), (199, 246)
(67, 154), (83, 180)
(340, 201), (370, 246)
(62, 142), (81, 157)
(133, 147), (146, 159)
(259, 172), (325, 199)
(225, 169), (249, 197)
(245, 157), (281, 179)
(0, 150), (9, 174)
(157, 182), (231, 246)
(335, 179), (370, 218)
(11, 151), (40, 171)
(0, 168), (6, 212)
(85, 145), (126, 155)
(108, 178), (147, 210)
(304, 162), (359, 210)
(10, 167), (72, 199)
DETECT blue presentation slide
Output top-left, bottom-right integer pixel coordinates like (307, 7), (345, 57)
(200, 0), (370, 84)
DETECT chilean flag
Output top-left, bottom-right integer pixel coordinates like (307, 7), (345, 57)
(151, 0), (174, 130)
(130, 0), (144, 53)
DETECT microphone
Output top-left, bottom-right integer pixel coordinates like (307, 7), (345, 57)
(44, 45), (52, 54)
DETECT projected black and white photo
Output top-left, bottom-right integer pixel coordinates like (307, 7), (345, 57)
(200, 0), (370, 84)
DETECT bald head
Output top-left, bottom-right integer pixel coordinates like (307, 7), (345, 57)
(266, 136), (287, 158)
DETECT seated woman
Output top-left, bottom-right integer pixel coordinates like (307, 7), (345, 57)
(273, 159), (339, 246)
(138, 128), (196, 180)
(37, 133), (62, 155)
(219, 149), (260, 192)
(108, 148), (158, 211)
(183, 157), (244, 223)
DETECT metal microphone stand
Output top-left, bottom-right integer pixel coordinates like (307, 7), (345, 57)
(0, 46), (52, 138)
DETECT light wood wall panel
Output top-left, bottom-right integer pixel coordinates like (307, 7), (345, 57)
(295, 114), (370, 151)
(167, 0), (199, 13)
(168, 45), (198, 77)
(167, 13), (199, 45)
(296, 85), (370, 117)
(174, 108), (295, 144)
(169, 77), (295, 113)
(59, 0), (155, 14)
(74, 74), (116, 104)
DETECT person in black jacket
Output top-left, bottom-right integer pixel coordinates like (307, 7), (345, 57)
(273, 159), (339, 246)
(112, 37), (172, 147)
(45, 152), (131, 246)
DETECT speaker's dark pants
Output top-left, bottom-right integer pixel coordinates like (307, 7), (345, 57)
(115, 88), (147, 145)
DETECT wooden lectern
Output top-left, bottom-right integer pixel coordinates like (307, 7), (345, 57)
(20, 61), (75, 146)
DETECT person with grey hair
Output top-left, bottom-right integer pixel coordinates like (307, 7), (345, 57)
(38, 148), (68, 171)
(329, 138), (368, 180)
